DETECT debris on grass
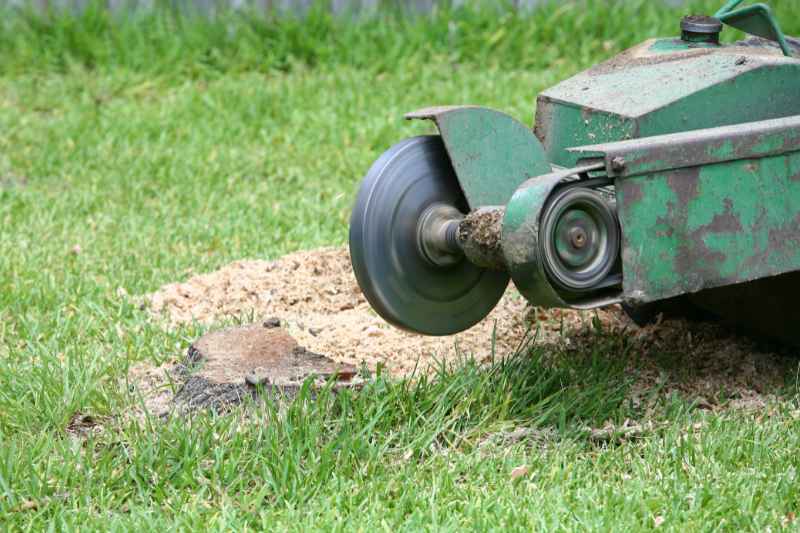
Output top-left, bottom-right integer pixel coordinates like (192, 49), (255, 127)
(478, 426), (558, 450)
(614, 318), (799, 413)
(585, 419), (655, 444)
(0, 160), (27, 190)
(136, 246), (800, 413)
(9, 500), (39, 513)
(140, 247), (603, 376)
(65, 412), (102, 437)
(510, 465), (530, 479)
(126, 360), (180, 418)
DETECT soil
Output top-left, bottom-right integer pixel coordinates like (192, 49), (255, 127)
(458, 207), (506, 270)
(136, 246), (799, 412)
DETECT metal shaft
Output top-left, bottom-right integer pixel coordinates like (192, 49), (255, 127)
(418, 204), (508, 271)
(417, 204), (464, 267)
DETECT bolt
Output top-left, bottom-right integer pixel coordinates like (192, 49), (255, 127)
(569, 227), (588, 249)
(610, 156), (626, 172)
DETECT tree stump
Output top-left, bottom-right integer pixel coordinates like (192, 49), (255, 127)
(172, 320), (360, 412)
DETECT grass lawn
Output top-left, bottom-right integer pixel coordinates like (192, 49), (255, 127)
(3, 0), (800, 530)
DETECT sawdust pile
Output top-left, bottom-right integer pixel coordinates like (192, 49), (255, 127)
(140, 247), (798, 407)
(144, 247), (583, 375)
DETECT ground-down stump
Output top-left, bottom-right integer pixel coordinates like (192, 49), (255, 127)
(168, 320), (361, 413)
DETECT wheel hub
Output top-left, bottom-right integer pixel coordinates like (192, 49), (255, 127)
(416, 204), (463, 267)
(540, 187), (620, 292)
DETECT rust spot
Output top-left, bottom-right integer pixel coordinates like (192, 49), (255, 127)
(618, 179), (643, 205)
(666, 167), (700, 205)
(766, 212), (800, 253)
(737, 209), (800, 277)
(673, 196), (744, 289)
(653, 216), (675, 238)
(533, 97), (555, 145)
(703, 200), (743, 234)
(735, 36), (800, 56)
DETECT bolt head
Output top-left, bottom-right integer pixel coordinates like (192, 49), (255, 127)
(569, 227), (588, 249)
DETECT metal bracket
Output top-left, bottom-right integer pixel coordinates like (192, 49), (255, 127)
(570, 114), (800, 179)
(715, 1), (792, 57)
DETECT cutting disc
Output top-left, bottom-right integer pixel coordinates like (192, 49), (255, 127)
(349, 136), (509, 335)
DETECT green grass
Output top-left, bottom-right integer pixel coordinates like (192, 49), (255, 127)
(4, 0), (800, 78)
(2, 0), (800, 529)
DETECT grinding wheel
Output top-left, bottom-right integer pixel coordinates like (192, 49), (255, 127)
(349, 136), (509, 335)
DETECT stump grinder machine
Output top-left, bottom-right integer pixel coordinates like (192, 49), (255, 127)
(349, 1), (800, 346)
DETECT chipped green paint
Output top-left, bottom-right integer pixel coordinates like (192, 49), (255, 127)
(616, 179), (678, 293)
(707, 139), (735, 160)
(618, 152), (800, 303)
(571, 115), (800, 179)
(535, 102), (635, 168)
(536, 38), (800, 168)
(501, 171), (568, 309)
(648, 38), (720, 53)
(405, 106), (551, 208)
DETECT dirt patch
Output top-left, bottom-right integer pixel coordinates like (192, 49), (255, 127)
(127, 360), (181, 418)
(137, 246), (799, 410)
(66, 412), (104, 437)
(458, 207), (506, 270)
(611, 318), (798, 412)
